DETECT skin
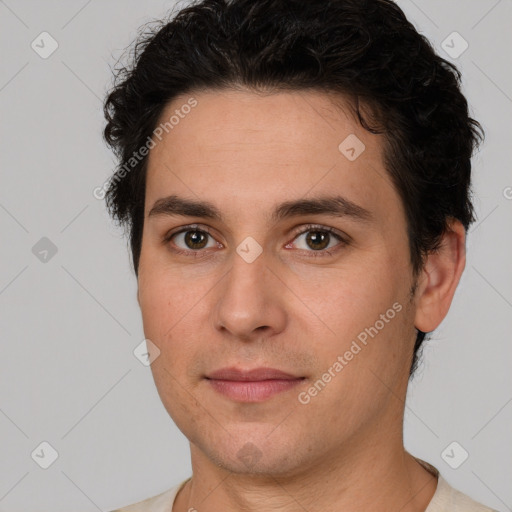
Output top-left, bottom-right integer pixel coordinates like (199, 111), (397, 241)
(136, 88), (466, 512)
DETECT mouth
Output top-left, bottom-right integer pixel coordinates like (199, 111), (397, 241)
(205, 367), (306, 402)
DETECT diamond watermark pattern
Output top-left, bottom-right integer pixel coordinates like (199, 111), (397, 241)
(236, 236), (263, 263)
(237, 442), (263, 469)
(133, 338), (161, 366)
(338, 134), (366, 161)
(441, 441), (469, 469)
(31, 32), (59, 59)
(32, 237), (58, 263)
(441, 31), (468, 59)
(31, 441), (59, 469)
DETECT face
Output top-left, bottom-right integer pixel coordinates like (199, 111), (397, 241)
(137, 88), (419, 477)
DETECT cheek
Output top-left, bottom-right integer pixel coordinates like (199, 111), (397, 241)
(138, 270), (204, 421)
(300, 300), (414, 425)
(137, 271), (170, 341)
(138, 258), (197, 335)
(137, 260), (213, 373)
(300, 255), (403, 329)
(150, 356), (206, 447)
(298, 257), (412, 378)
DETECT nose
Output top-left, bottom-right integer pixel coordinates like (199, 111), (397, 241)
(212, 244), (287, 342)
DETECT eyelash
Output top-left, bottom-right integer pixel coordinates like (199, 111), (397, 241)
(163, 223), (347, 259)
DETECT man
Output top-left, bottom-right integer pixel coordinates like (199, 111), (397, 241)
(103, 0), (494, 510)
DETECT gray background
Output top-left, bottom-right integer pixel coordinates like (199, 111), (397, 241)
(0, 1), (511, 511)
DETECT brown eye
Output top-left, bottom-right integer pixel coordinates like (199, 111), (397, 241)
(168, 228), (217, 252)
(290, 225), (346, 256)
(183, 230), (209, 249)
(304, 230), (331, 250)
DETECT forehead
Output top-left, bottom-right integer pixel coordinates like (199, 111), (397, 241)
(151, 88), (371, 155)
(144, 88), (398, 222)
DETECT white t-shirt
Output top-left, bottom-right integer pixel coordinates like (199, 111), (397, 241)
(111, 460), (497, 512)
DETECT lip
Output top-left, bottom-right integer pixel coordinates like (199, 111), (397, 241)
(205, 367), (305, 402)
(207, 367), (300, 381)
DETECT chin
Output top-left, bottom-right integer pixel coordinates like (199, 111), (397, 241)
(192, 428), (313, 477)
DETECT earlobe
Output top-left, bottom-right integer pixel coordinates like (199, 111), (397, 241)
(414, 219), (466, 333)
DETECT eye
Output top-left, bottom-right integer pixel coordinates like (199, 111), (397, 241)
(164, 224), (221, 256)
(164, 223), (347, 259)
(287, 224), (347, 257)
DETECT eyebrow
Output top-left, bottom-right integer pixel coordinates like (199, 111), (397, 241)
(148, 194), (373, 223)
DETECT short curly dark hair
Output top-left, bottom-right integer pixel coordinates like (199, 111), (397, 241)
(102, 0), (484, 376)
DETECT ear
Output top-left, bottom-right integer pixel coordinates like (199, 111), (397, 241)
(414, 219), (466, 333)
